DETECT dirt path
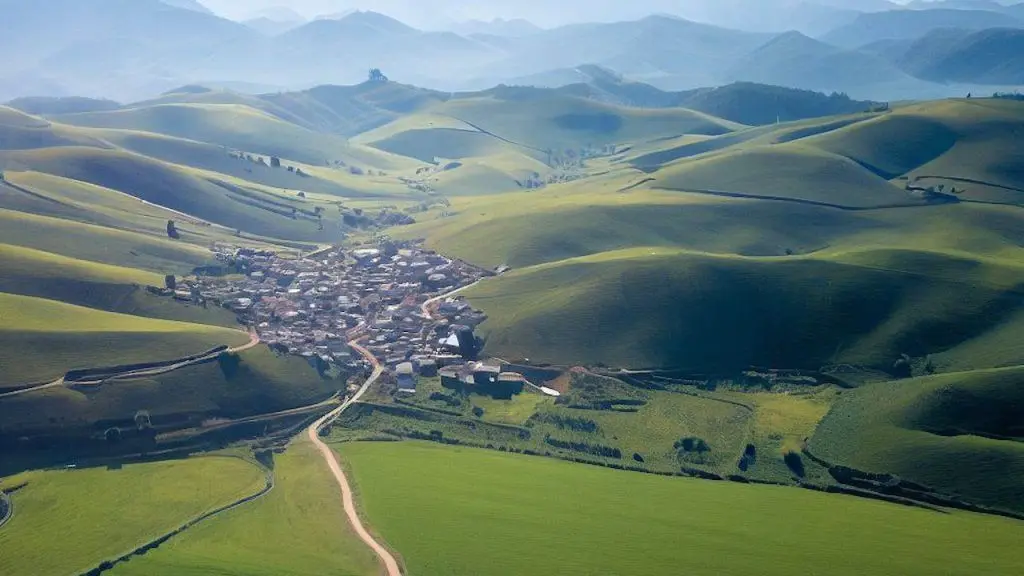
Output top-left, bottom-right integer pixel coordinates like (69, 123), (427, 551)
(306, 339), (402, 576)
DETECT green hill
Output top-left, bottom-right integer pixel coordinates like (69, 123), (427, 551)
(807, 99), (1024, 200)
(809, 366), (1024, 514)
(0, 292), (247, 389)
(463, 247), (1024, 372)
(651, 144), (917, 208)
(1, 147), (344, 242)
(51, 103), (415, 170)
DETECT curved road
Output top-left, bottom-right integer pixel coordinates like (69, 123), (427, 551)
(0, 330), (258, 400)
(306, 338), (402, 576)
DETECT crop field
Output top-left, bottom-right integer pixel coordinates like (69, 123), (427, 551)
(108, 442), (379, 576)
(0, 455), (265, 576)
(336, 441), (1024, 576)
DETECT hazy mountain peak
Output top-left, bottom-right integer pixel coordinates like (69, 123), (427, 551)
(158, 0), (212, 14)
(245, 6), (305, 23)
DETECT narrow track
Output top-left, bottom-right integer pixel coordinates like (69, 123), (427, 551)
(306, 339), (402, 576)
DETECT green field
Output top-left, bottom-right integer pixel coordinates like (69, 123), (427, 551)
(337, 441), (1024, 576)
(108, 442), (379, 576)
(0, 455), (265, 576)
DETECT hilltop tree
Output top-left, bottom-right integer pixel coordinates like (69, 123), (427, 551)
(166, 220), (179, 239)
(270, 156), (281, 168)
(368, 68), (388, 82)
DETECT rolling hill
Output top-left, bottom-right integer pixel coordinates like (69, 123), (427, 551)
(390, 97), (1024, 374)
(809, 366), (1024, 514)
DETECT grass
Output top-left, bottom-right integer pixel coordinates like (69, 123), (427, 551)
(107, 442), (379, 576)
(3, 146), (346, 243)
(0, 346), (341, 436)
(462, 246), (1024, 372)
(652, 144), (918, 208)
(336, 440), (1024, 576)
(0, 292), (246, 389)
(0, 455), (265, 576)
(51, 102), (408, 170)
(809, 366), (1024, 514)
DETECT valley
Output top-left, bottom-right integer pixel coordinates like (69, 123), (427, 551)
(1, 38), (1023, 575)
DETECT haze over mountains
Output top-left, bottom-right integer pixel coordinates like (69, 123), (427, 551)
(1, 0), (1023, 103)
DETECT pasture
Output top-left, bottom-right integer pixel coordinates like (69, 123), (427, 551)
(0, 455), (265, 576)
(336, 440), (1024, 576)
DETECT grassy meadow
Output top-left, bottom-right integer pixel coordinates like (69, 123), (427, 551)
(108, 442), (379, 576)
(0, 455), (265, 576)
(337, 440), (1024, 576)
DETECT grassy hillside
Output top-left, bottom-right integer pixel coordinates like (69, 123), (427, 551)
(358, 92), (742, 160)
(336, 441), (1024, 576)
(51, 103), (415, 170)
(807, 99), (1024, 199)
(809, 366), (1024, 514)
(0, 293), (246, 389)
(0, 346), (339, 438)
(651, 144), (917, 208)
(463, 247), (1024, 372)
(0, 455), (265, 576)
(0, 243), (238, 328)
(108, 442), (379, 576)
(1, 147), (345, 242)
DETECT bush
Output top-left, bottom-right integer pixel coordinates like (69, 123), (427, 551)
(675, 437), (710, 453)
(633, 452), (645, 463)
(784, 451), (806, 478)
(472, 406), (484, 418)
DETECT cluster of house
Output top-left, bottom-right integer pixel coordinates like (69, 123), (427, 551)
(191, 241), (490, 376)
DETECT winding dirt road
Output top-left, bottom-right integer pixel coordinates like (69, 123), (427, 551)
(306, 339), (402, 576)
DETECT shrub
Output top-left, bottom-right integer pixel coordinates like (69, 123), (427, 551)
(472, 406), (484, 418)
(633, 452), (645, 463)
(675, 437), (711, 453)
(784, 451), (806, 478)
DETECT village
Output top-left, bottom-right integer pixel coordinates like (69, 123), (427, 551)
(182, 240), (555, 398)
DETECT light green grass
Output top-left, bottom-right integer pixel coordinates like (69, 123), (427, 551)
(108, 442), (379, 576)
(0, 455), (265, 576)
(0, 293), (246, 388)
(337, 441), (1024, 576)
(53, 103), (414, 170)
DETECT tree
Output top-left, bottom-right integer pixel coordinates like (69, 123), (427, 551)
(368, 68), (388, 82)
(134, 410), (152, 431)
(166, 220), (179, 239)
(270, 156), (281, 168)
(104, 427), (122, 443)
(164, 275), (177, 290)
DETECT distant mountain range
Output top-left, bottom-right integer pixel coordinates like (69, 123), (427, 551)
(1, 0), (1022, 102)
